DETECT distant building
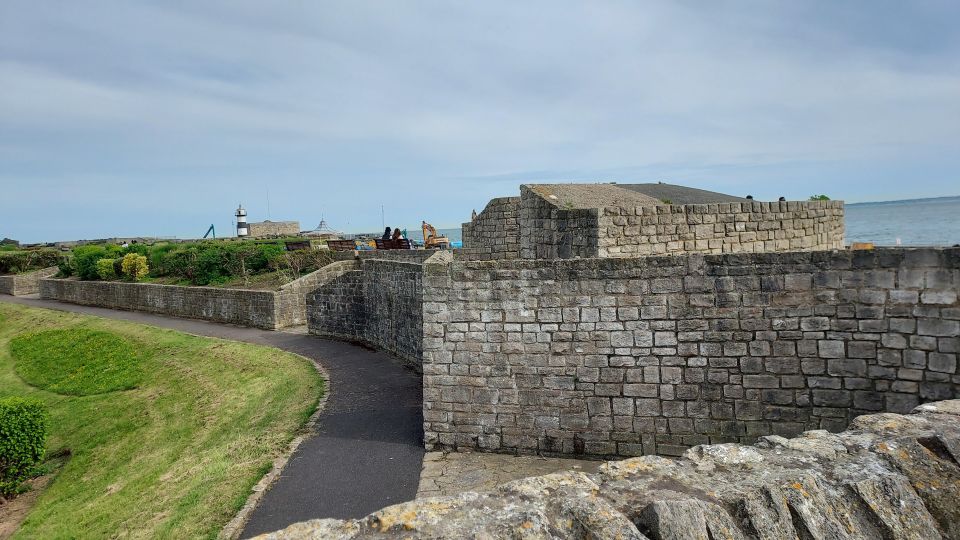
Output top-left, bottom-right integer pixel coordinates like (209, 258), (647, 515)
(247, 220), (300, 238)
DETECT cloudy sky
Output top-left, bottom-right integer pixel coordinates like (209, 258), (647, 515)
(2, 1), (959, 242)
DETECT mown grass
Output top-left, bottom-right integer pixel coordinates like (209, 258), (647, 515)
(0, 304), (324, 539)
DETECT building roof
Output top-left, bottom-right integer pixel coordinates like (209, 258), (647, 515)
(525, 183), (660, 209)
(618, 183), (746, 204)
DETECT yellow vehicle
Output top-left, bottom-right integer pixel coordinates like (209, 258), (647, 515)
(421, 221), (450, 249)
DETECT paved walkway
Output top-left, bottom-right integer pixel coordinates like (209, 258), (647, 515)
(0, 295), (424, 538)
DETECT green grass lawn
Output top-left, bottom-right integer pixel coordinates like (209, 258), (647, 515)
(0, 304), (324, 539)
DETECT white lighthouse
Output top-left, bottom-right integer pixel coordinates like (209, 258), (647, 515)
(235, 205), (248, 237)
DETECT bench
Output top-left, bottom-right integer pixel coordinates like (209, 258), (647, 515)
(374, 238), (412, 250)
(326, 240), (357, 251)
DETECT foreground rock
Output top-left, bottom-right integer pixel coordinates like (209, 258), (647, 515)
(255, 400), (960, 539)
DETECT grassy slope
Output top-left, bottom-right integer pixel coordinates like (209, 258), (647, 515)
(0, 304), (324, 539)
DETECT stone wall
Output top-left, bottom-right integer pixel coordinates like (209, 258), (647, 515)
(247, 221), (300, 238)
(332, 250), (438, 263)
(460, 186), (845, 261)
(40, 278), (281, 329)
(461, 197), (521, 261)
(257, 400), (960, 540)
(275, 260), (361, 327)
(308, 259), (424, 368)
(422, 248), (960, 457)
(0, 266), (58, 296)
(38, 261), (359, 329)
(598, 200), (845, 257)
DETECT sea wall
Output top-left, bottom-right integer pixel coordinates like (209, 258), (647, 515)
(422, 247), (960, 457)
(308, 259), (424, 368)
(0, 266), (58, 296)
(461, 196), (521, 261)
(257, 400), (960, 540)
(598, 200), (845, 257)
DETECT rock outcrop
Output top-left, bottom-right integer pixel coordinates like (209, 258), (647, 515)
(256, 400), (960, 539)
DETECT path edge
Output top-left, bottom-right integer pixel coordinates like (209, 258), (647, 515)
(218, 349), (331, 540)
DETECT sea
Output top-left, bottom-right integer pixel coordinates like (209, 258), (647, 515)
(366, 196), (960, 248)
(845, 196), (960, 247)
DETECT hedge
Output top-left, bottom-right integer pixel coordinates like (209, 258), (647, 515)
(0, 250), (63, 275)
(0, 397), (49, 496)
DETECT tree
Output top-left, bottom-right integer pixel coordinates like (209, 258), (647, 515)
(809, 195), (830, 201)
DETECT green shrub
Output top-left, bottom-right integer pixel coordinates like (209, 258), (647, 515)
(809, 194), (830, 201)
(0, 397), (49, 496)
(0, 249), (63, 275)
(96, 258), (118, 280)
(73, 245), (121, 280)
(121, 253), (149, 281)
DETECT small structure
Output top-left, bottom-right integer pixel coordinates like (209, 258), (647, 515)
(247, 220), (301, 238)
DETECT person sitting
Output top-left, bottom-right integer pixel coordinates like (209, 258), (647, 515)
(382, 227), (392, 240)
(392, 228), (403, 240)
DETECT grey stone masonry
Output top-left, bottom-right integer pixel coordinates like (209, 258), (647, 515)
(461, 197), (521, 261)
(308, 258), (424, 369)
(422, 247), (959, 458)
(598, 200), (845, 257)
(0, 266), (58, 296)
(39, 260), (359, 330)
(460, 184), (845, 261)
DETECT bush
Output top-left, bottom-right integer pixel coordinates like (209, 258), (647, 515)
(0, 249), (63, 275)
(73, 245), (121, 280)
(121, 253), (149, 282)
(0, 397), (49, 497)
(96, 258), (118, 280)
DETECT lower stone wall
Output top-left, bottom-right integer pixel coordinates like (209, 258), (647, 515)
(276, 260), (360, 327)
(41, 278), (280, 329)
(0, 267), (58, 296)
(332, 250), (438, 263)
(308, 259), (424, 368)
(258, 400), (960, 540)
(422, 248), (960, 457)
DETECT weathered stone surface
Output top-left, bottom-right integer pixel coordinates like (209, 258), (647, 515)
(424, 247), (960, 457)
(255, 401), (960, 539)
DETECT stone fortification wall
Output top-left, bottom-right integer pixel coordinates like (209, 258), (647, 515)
(460, 197), (521, 261)
(422, 248), (959, 457)
(598, 200), (845, 257)
(0, 267), (58, 296)
(332, 250), (438, 263)
(275, 260), (360, 327)
(247, 221), (300, 238)
(38, 261), (358, 329)
(258, 400), (960, 540)
(308, 259), (424, 368)
(460, 186), (845, 261)
(40, 278), (280, 329)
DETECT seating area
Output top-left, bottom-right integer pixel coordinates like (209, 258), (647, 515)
(326, 240), (357, 251)
(374, 238), (412, 250)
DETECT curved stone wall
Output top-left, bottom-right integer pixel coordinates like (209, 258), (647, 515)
(423, 248), (960, 457)
(256, 400), (960, 539)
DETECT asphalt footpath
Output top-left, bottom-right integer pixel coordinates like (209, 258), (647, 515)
(0, 295), (425, 538)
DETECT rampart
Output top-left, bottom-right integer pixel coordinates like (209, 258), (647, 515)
(39, 260), (359, 330)
(257, 400), (960, 540)
(461, 196), (521, 260)
(0, 266), (58, 296)
(422, 247), (959, 457)
(307, 258), (424, 369)
(461, 184), (845, 260)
